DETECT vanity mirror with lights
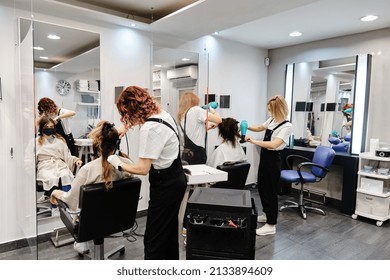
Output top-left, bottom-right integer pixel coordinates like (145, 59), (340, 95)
(286, 54), (371, 155)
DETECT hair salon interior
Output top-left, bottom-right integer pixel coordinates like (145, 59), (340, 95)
(1, 0), (390, 260)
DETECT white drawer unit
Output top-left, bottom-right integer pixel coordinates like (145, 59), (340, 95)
(352, 152), (390, 226)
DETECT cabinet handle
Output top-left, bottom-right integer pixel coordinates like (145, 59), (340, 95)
(365, 197), (373, 200)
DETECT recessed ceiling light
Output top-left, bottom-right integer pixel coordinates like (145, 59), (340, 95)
(182, 58), (190, 61)
(47, 34), (61, 40)
(213, 31), (219, 35)
(33, 46), (44, 51)
(39, 56), (49, 59)
(289, 31), (302, 37)
(131, 23), (136, 27)
(361, 15), (378, 22)
(154, 64), (162, 67)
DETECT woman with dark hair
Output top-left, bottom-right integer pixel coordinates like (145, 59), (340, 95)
(37, 97), (77, 155)
(207, 117), (246, 168)
(35, 116), (82, 213)
(107, 86), (186, 260)
(51, 120), (133, 254)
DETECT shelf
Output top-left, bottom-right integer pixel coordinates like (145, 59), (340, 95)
(359, 152), (390, 161)
(358, 170), (390, 179)
(354, 210), (390, 222)
(357, 188), (390, 197)
(77, 90), (100, 94)
(78, 102), (100, 106)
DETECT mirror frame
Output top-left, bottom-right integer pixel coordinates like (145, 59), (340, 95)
(285, 54), (372, 154)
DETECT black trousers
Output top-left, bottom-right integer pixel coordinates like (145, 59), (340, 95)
(257, 149), (281, 225)
(144, 159), (186, 260)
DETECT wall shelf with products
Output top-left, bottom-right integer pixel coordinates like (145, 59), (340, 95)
(352, 152), (390, 226)
(152, 70), (161, 104)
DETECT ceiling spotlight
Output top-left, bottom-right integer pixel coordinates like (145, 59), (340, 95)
(289, 31), (302, 37)
(361, 15), (378, 22)
(33, 46), (45, 51)
(47, 34), (61, 40)
(39, 56), (49, 59)
(182, 58), (190, 61)
(131, 23), (136, 27)
(213, 31), (219, 35)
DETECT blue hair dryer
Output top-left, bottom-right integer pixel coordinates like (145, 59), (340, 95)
(240, 120), (248, 143)
(201, 101), (218, 110)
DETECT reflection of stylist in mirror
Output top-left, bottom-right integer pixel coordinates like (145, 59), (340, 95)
(342, 103), (353, 130)
(107, 86), (186, 260)
(37, 97), (77, 155)
(245, 95), (293, 236)
(177, 92), (222, 164)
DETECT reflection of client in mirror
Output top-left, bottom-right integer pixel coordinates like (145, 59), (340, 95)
(50, 121), (133, 255)
(36, 116), (83, 215)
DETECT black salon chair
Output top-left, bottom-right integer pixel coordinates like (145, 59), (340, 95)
(212, 161), (250, 190)
(58, 177), (141, 260)
(279, 146), (335, 219)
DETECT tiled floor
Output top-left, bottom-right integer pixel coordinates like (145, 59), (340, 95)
(1, 188), (390, 260)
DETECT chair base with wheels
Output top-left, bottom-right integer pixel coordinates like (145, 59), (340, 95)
(279, 146), (335, 219)
(280, 192), (325, 220)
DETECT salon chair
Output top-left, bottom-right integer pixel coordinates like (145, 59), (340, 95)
(329, 136), (349, 153)
(279, 146), (335, 219)
(58, 177), (141, 260)
(212, 161), (250, 190)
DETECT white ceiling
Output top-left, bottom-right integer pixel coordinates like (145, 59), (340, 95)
(48, 0), (390, 49)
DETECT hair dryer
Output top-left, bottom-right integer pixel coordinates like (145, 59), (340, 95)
(240, 120), (248, 143)
(201, 101), (218, 110)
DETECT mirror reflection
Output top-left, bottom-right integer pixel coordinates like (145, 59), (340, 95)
(290, 56), (356, 151)
(26, 20), (100, 249)
(152, 47), (199, 120)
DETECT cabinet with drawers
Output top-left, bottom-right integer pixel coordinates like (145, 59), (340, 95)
(352, 152), (390, 226)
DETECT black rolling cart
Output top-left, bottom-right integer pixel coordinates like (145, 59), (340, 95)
(186, 187), (257, 260)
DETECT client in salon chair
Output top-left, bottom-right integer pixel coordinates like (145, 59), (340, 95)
(50, 120), (133, 255)
(36, 116), (83, 216)
(207, 117), (247, 168)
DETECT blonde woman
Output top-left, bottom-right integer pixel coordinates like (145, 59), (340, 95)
(245, 95), (293, 236)
(177, 92), (222, 164)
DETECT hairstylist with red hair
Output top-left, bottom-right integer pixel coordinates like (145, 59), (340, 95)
(107, 86), (186, 260)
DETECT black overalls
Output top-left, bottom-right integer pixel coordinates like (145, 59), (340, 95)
(144, 118), (186, 260)
(257, 120), (288, 225)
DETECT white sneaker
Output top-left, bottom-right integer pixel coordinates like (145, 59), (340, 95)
(51, 207), (60, 217)
(256, 224), (276, 236)
(37, 195), (49, 204)
(257, 214), (267, 223)
(73, 241), (90, 255)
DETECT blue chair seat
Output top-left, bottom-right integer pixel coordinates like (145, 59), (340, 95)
(280, 170), (317, 183)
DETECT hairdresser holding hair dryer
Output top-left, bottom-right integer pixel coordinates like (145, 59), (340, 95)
(245, 95), (292, 236)
(177, 92), (222, 164)
(107, 86), (186, 260)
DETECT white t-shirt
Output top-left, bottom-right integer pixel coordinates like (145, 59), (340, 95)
(207, 141), (247, 168)
(262, 117), (293, 151)
(138, 111), (179, 170)
(179, 106), (211, 148)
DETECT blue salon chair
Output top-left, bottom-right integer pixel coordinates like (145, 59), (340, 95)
(279, 146), (335, 219)
(328, 136), (349, 153)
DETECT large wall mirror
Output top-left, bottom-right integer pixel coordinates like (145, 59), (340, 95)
(20, 18), (100, 258)
(286, 54), (371, 154)
(152, 46), (199, 120)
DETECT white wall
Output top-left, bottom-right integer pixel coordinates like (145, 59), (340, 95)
(268, 28), (390, 148)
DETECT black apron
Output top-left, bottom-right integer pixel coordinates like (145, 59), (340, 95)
(257, 120), (288, 225)
(180, 109), (207, 164)
(55, 109), (77, 156)
(143, 118), (186, 260)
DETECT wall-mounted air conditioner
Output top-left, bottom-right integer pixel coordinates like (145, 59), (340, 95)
(167, 65), (198, 80)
